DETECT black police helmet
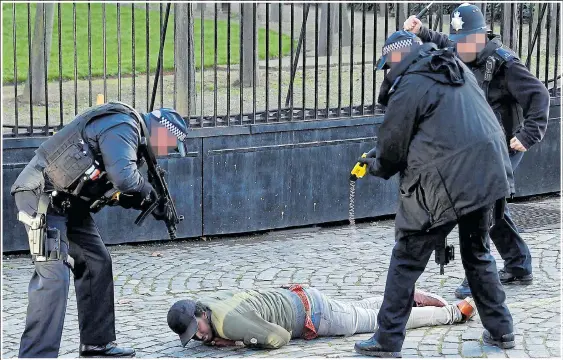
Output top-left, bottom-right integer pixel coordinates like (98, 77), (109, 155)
(448, 3), (488, 42)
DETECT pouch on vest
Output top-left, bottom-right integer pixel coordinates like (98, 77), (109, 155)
(37, 125), (95, 193)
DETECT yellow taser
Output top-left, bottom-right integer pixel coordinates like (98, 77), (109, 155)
(350, 153), (367, 181)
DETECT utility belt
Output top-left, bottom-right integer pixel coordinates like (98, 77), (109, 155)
(16, 193), (74, 268)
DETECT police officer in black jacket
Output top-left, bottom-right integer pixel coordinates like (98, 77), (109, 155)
(11, 102), (189, 358)
(353, 30), (515, 357)
(404, 3), (550, 299)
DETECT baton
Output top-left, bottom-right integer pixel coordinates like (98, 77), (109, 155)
(416, 2), (434, 19)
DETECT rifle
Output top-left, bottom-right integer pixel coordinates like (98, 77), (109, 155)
(134, 2), (184, 240)
(135, 115), (184, 240)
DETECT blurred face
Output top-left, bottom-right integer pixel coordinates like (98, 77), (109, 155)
(455, 32), (487, 63)
(150, 121), (180, 156)
(387, 47), (414, 69)
(193, 313), (213, 343)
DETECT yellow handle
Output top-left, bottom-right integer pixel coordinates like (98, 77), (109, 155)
(350, 153), (368, 181)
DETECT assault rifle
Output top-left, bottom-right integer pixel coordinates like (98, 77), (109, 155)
(136, 2), (183, 240)
(135, 116), (184, 240)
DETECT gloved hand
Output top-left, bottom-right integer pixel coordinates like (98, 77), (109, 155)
(151, 200), (169, 221)
(357, 147), (377, 175)
(118, 192), (145, 210)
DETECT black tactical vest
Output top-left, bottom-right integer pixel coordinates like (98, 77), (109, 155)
(36, 102), (143, 195)
(472, 41), (524, 142)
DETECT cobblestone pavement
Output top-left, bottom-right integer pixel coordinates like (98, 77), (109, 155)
(2, 198), (561, 358)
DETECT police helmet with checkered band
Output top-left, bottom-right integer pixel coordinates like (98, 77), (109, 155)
(141, 108), (189, 155)
(376, 30), (423, 70)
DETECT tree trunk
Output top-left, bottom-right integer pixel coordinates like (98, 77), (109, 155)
(23, 3), (55, 104)
(174, 4), (196, 116)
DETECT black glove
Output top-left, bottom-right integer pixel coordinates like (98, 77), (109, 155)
(151, 200), (169, 221)
(139, 188), (168, 222)
(357, 147), (378, 175)
(118, 192), (145, 210)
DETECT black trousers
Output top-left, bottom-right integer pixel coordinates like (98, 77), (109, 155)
(16, 192), (116, 358)
(489, 151), (532, 276)
(373, 204), (514, 351)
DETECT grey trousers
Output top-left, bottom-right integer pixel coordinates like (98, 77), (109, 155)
(308, 289), (461, 337)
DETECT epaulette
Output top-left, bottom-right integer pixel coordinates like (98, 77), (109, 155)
(493, 47), (517, 63)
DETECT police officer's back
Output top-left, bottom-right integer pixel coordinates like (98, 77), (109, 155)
(11, 102), (189, 358)
(404, 2), (550, 299)
(352, 31), (515, 357)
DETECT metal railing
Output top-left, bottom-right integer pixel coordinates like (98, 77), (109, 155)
(2, 2), (561, 137)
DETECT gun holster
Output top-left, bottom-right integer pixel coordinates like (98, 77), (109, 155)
(435, 238), (455, 275)
(494, 198), (506, 221)
(17, 194), (74, 268)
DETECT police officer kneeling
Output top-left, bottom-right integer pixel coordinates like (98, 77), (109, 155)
(11, 102), (189, 358)
(353, 31), (515, 357)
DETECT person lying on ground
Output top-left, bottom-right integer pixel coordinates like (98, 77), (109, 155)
(167, 284), (475, 349)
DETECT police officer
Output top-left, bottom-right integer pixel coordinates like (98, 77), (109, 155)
(353, 30), (515, 357)
(404, 2), (550, 299)
(11, 102), (189, 358)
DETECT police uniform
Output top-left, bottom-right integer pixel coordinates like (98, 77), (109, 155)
(353, 31), (515, 357)
(416, 3), (550, 298)
(11, 102), (188, 358)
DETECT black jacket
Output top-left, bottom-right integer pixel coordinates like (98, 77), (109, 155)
(11, 112), (152, 204)
(373, 44), (513, 234)
(417, 27), (550, 150)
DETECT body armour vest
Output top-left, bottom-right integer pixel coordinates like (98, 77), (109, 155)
(471, 44), (524, 142)
(36, 102), (143, 195)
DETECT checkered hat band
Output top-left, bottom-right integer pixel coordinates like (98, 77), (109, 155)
(159, 117), (187, 142)
(382, 39), (414, 56)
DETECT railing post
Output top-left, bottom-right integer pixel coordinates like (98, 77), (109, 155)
(549, 3), (558, 55)
(23, 3), (55, 105)
(174, 3), (196, 116)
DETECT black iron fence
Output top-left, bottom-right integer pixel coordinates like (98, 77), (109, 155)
(2, 2), (561, 137)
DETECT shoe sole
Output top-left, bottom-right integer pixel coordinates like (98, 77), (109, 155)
(483, 336), (516, 349)
(500, 278), (533, 285)
(79, 354), (135, 358)
(454, 290), (472, 300)
(354, 345), (402, 358)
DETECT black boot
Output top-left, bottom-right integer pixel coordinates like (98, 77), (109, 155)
(482, 330), (515, 349)
(454, 278), (472, 299)
(354, 336), (402, 358)
(498, 269), (533, 285)
(79, 342), (136, 358)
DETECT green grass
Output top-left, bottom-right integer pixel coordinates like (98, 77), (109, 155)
(3, 3), (293, 84)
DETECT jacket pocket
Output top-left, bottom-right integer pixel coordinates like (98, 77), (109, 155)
(396, 174), (433, 232)
(419, 168), (457, 227)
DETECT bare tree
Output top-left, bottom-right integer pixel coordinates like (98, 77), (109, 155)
(23, 3), (55, 104)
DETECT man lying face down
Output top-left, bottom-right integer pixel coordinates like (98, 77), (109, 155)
(167, 284), (475, 349)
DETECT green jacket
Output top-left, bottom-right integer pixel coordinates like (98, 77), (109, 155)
(199, 288), (298, 349)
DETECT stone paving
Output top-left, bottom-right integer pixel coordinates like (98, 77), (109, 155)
(2, 197), (561, 358)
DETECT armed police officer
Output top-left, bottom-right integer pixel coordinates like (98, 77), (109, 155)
(11, 102), (189, 358)
(352, 30), (516, 357)
(404, 3), (550, 299)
